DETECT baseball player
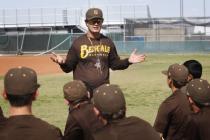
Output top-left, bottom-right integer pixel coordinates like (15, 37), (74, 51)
(183, 59), (202, 80)
(181, 59), (203, 95)
(154, 63), (192, 140)
(63, 80), (104, 140)
(91, 84), (160, 140)
(50, 7), (146, 96)
(0, 67), (62, 140)
(184, 79), (210, 140)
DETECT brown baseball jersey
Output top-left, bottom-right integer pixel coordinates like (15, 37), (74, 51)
(64, 102), (104, 140)
(0, 115), (63, 140)
(154, 89), (191, 140)
(93, 116), (160, 140)
(60, 34), (130, 94)
(184, 107), (210, 140)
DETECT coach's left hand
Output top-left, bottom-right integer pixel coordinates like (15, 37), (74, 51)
(128, 49), (146, 64)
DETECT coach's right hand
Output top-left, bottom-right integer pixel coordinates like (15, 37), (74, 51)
(50, 52), (65, 64)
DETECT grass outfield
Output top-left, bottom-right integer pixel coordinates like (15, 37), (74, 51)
(0, 54), (210, 132)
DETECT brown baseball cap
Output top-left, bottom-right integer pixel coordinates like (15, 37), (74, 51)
(86, 8), (103, 21)
(162, 63), (188, 82)
(93, 84), (126, 114)
(186, 79), (210, 106)
(63, 80), (88, 102)
(4, 66), (40, 95)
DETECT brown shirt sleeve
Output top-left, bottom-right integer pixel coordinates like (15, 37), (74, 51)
(108, 40), (130, 70)
(60, 43), (79, 73)
(64, 113), (84, 140)
(154, 99), (173, 138)
(50, 127), (63, 140)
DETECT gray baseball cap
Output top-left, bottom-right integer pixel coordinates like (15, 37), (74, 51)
(93, 84), (126, 114)
(186, 79), (210, 106)
(4, 66), (40, 95)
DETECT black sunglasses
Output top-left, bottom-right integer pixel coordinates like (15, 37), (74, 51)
(87, 19), (103, 25)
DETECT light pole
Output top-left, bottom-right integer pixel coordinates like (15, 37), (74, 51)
(204, 0), (206, 35)
(180, 0), (184, 40)
(180, 0), (183, 18)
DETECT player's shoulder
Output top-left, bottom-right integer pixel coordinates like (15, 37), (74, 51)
(127, 116), (151, 125)
(27, 116), (61, 133)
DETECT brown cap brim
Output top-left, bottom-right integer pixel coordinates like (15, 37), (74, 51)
(162, 70), (168, 75)
(86, 17), (104, 21)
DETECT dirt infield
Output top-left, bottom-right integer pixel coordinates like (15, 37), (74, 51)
(0, 55), (63, 76)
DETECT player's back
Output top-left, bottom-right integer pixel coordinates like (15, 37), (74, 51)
(0, 115), (62, 140)
(93, 116), (160, 140)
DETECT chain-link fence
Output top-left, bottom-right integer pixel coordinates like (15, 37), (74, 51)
(0, 5), (210, 55)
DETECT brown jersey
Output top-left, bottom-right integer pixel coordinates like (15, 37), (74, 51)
(184, 107), (210, 140)
(93, 116), (160, 140)
(0, 115), (62, 140)
(64, 102), (104, 140)
(60, 34), (130, 94)
(154, 89), (191, 140)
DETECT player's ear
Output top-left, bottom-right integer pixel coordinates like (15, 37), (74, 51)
(64, 99), (70, 105)
(167, 77), (173, 88)
(188, 96), (194, 104)
(87, 91), (91, 99)
(2, 90), (8, 100)
(188, 74), (193, 81)
(93, 106), (100, 116)
(32, 90), (39, 101)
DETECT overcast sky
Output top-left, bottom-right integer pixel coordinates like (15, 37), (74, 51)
(0, 0), (209, 17)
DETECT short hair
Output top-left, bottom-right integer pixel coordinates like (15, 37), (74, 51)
(6, 93), (34, 107)
(68, 96), (89, 106)
(183, 60), (202, 78)
(100, 108), (126, 121)
(168, 76), (187, 89)
(172, 79), (187, 89)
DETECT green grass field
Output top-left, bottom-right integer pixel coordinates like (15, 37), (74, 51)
(0, 54), (210, 132)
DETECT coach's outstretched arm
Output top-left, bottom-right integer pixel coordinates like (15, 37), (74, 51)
(109, 47), (146, 70)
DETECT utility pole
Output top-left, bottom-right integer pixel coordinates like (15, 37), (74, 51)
(204, 0), (206, 36)
(180, 0), (184, 40)
(180, 0), (183, 18)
